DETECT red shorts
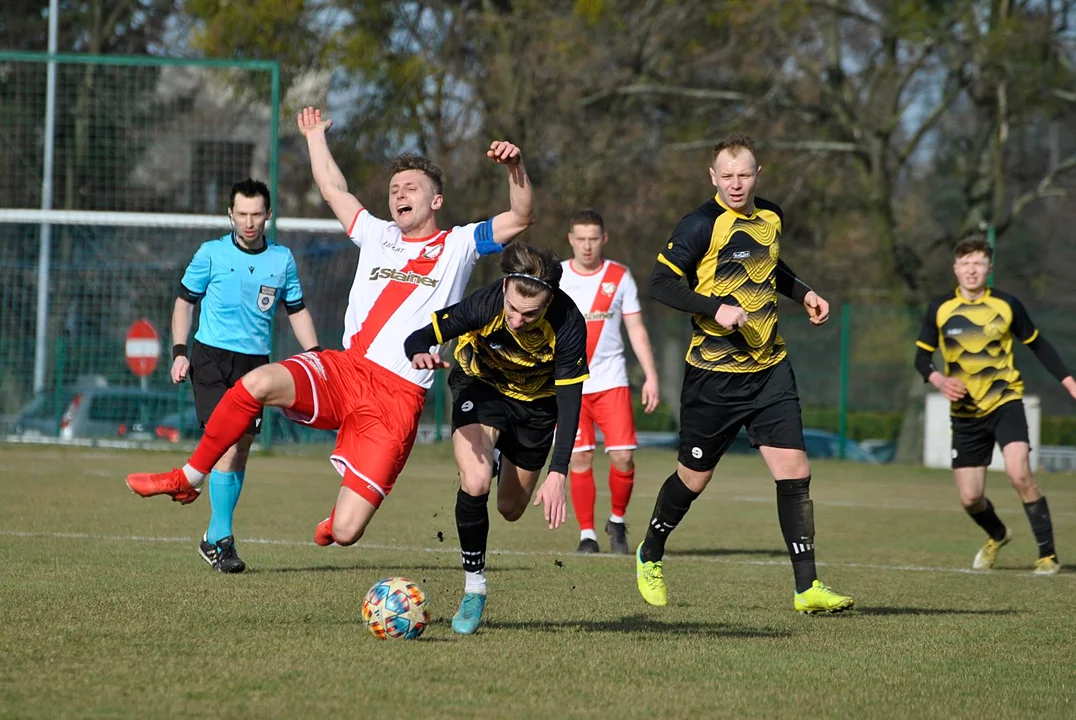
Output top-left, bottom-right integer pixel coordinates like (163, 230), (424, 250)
(282, 350), (426, 508)
(573, 385), (637, 454)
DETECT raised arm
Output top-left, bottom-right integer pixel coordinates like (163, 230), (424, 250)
(487, 141), (536, 245)
(297, 106), (363, 230)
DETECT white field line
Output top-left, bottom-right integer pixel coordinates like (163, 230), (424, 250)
(1, 530), (1070, 580)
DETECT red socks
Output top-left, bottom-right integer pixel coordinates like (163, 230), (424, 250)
(609, 465), (635, 518)
(188, 380), (262, 474)
(570, 469), (596, 531)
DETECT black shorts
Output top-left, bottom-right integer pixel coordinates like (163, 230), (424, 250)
(189, 340), (268, 434)
(677, 359), (805, 471)
(950, 400), (1029, 469)
(449, 368), (557, 472)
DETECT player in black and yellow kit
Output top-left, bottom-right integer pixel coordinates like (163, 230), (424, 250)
(637, 134), (854, 613)
(916, 237), (1076, 575)
(405, 243), (588, 634)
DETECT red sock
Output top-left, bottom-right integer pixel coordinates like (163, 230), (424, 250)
(189, 380), (262, 474)
(609, 465), (635, 518)
(328, 507), (337, 541)
(570, 469), (596, 531)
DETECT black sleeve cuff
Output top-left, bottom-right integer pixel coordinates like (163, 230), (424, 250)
(404, 324), (440, 360)
(172, 344), (188, 361)
(284, 300), (306, 315)
(177, 283), (201, 303)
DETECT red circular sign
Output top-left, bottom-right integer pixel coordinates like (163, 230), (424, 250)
(125, 319), (160, 377)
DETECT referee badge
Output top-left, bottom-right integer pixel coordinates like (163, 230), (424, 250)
(257, 284), (278, 312)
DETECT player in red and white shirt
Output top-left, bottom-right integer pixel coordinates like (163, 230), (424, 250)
(560, 209), (659, 555)
(126, 106), (536, 553)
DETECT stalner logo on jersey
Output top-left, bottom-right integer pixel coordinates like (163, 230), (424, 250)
(368, 267), (440, 287)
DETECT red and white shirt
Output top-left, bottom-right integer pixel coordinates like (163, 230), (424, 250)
(560, 258), (641, 394)
(344, 209), (497, 389)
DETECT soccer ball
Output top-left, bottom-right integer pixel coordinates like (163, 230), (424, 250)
(362, 576), (429, 640)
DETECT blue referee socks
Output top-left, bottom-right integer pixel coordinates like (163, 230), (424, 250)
(206, 469), (244, 546)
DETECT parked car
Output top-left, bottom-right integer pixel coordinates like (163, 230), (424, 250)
(802, 429), (879, 463)
(57, 387), (184, 440)
(859, 438), (897, 464)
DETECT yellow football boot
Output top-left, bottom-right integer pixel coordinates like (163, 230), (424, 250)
(636, 543), (668, 607)
(794, 580), (855, 614)
(1032, 555), (1061, 576)
(972, 528), (1012, 570)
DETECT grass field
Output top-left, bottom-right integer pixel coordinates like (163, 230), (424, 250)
(1, 444), (1074, 719)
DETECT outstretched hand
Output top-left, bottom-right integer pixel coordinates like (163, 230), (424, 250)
(297, 106), (332, 137)
(411, 352), (450, 370)
(533, 471), (567, 529)
(487, 140), (522, 166)
(804, 291), (830, 325)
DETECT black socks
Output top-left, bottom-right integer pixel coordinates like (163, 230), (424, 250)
(776, 477), (817, 594)
(639, 472), (700, 563)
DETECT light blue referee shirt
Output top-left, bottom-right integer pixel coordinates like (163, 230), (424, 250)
(180, 234), (305, 356)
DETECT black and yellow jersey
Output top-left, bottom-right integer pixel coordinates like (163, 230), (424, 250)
(406, 280), (589, 401)
(916, 289), (1039, 418)
(655, 195), (804, 374)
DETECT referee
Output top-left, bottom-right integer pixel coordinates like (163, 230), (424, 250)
(637, 135), (854, 613)
(171, 178), (321, 573)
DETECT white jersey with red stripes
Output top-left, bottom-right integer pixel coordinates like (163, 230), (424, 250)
(343, 208), (497, 389)
(559, 258), (641, 394)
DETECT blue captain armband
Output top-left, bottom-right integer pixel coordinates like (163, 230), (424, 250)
(474, 217), (502, 256)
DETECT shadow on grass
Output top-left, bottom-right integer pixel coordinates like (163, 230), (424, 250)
(857, 607), (1020, 617)
(670, 548), (788, 558)
(485, 614), (790, 639)
(250, 563), (462, 575)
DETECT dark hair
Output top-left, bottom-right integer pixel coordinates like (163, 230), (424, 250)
(500, 243), (563, 298)
(570, 208), (604, 232)
(389, 153), (445, 195)
(712, 134), (757, 162)
(230, 178), (271, 211)
(954, 236), (993, 261)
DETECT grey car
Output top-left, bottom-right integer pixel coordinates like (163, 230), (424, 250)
(57, 387), (184, 440)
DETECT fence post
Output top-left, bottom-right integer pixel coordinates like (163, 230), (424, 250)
(837, 303), (851, 459)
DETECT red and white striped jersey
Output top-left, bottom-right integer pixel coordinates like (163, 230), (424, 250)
(343, 209), (494, 388)
(560, 258), (641, 394)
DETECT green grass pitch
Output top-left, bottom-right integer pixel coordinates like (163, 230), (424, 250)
(1, 444), (1074, 718)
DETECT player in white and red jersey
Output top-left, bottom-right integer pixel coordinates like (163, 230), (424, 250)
(126, 106), (536, 552)
(560, 209), (659, 555)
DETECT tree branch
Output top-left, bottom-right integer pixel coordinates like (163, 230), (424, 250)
(669, 138), (864, 153)
(1009, 151), (1076, 219)
(578, 83), (747, 107)
(897, 74), (967, 166)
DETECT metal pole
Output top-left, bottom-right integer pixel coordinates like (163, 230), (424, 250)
(33, 0), (59, 394)
(262, 62), (281, 450)
(986, 224), (996, 288)
(837, 303), (851, 460)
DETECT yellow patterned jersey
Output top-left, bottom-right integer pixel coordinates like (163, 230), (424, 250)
(916, 288), (1040, 418)
(429, 281), (589, 401)
(656, 195), (787, 374)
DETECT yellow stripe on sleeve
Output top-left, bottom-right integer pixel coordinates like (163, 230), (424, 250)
(1022, 329), (1040, 345)
(656, 253), (685, 277)
(555, 374), (590, 386)
(432, 312), (445, 345)
(915, 341), (936, 352)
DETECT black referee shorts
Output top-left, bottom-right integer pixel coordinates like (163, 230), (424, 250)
(449, 368), (557, 472)
(189, 340), (268, 435)
(677, 359), (805, 471)
(950, 399), (1029, 469)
